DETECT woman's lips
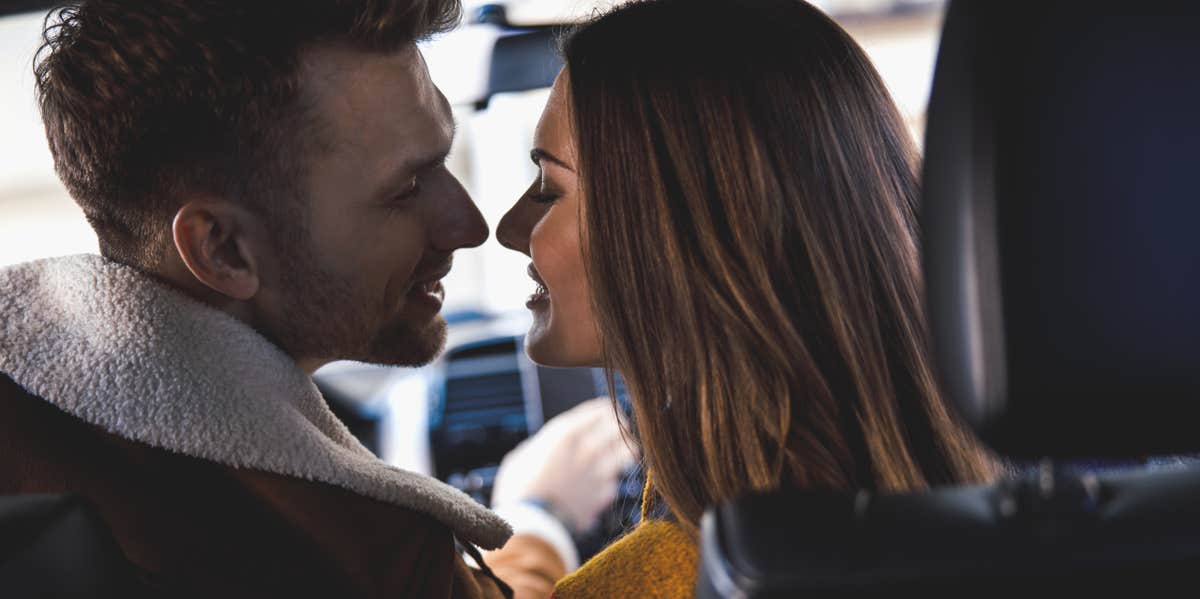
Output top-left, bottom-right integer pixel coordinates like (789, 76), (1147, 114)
(526, 283), (549, 309)
(527, 264), (549, 309)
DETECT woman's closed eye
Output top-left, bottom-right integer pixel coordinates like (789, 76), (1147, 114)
(526, 174), (561, 205)
(530, 189), (560, 204)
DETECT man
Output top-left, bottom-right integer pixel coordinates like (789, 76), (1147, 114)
(0, 0), (558, 595)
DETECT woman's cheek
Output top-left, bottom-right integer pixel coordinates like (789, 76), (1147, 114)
(531, 208), (599, 361)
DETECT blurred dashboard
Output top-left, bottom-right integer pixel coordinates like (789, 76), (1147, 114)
(314, 311), (641, 558)
(426, 329), (614, 503)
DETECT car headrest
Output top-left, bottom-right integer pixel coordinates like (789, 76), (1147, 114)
(922, 0), (1200, 459)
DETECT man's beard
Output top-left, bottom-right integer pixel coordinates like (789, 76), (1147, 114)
(266, 244), (447, 368)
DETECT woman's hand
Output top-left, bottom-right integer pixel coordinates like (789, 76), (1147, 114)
(491, 396), (637, 533)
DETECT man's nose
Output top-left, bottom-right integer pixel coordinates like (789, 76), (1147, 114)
(496, 181), (543, 256)
(432, 173), (489, 251)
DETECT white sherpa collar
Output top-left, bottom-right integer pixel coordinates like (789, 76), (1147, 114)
(0, 254), (512, 549)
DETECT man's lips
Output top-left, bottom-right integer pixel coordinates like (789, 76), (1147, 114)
(412, 262), (452, 288)
(409, 262), (452, 300)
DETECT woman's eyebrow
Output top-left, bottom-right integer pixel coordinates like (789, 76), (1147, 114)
(530, 148), (575, 173)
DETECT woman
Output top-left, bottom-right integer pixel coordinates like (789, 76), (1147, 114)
(486, 0), (998, 596)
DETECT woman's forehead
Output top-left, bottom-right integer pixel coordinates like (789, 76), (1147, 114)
(533, 72), (576, 166)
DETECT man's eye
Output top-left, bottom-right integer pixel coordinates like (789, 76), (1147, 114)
(396, 177), (421, 201)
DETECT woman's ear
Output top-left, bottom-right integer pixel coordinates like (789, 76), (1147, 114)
(171, 200), (261, 301)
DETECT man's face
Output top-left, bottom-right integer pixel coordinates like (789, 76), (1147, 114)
(257, 43), (487, 370)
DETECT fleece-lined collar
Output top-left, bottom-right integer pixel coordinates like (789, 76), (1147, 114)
(0, 254), (511, 549)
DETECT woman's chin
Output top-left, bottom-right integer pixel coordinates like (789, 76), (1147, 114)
(523, 329), (602, 369)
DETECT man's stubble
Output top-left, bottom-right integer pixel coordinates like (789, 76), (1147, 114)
(267, 230), (448, 369)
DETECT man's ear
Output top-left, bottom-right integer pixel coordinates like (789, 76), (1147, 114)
(171, 200), (262, 301)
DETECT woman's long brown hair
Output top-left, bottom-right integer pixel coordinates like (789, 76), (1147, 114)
(563, 0), (997, 531)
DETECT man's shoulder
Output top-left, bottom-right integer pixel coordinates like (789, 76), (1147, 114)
(232, 462), (459, 545)
(0, 370), (102, 450)
(1, 370), (40, 402)
(0, 370), (509, 597)
(0, 369), (458, 542)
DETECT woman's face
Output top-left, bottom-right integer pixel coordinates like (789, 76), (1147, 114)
(497, 72), (602, 367)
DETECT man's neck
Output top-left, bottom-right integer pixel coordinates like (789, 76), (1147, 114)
(154, 256), (253, 323)
(154, 251), (328, 376)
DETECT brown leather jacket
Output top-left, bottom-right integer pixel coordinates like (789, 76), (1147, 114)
(0, 373), (511, 598)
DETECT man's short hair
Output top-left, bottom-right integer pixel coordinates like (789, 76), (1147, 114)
(35, 0), (461, 269)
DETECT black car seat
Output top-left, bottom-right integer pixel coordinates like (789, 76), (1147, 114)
(696, 1), (1200, 596)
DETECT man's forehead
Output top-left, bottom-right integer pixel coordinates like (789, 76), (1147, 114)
(301, 42), (421, 94)
(300, 43), (452, 150)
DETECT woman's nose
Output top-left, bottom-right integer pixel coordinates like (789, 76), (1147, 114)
(497, 181), (546, 255)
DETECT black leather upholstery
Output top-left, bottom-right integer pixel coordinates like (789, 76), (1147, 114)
(697, 1), (1200, 596)
(698, 466), (1200, 597)
(922, 0), (1200, 459)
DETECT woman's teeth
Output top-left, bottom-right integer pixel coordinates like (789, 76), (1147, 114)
(528, 282), (549, 305)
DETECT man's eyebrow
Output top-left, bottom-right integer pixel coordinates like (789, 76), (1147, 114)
(405, 143), (453, 174)
(375, 142), (453, 200)
(375, 107), (458, 199)
(530, 148), (575, 173)
(396, 120), (458, 176)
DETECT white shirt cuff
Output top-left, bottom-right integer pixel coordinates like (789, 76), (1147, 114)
(491, 501), (580, 572)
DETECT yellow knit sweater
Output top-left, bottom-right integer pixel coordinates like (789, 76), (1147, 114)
(552, 481), (698, 599)
(552, 519), (697, 599)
